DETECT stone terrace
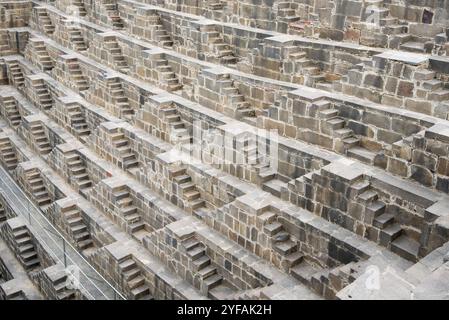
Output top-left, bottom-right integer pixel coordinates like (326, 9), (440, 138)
(0, 0), (448, 300)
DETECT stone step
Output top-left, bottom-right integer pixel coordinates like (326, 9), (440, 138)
(128, 275), (145, 290)
(16, 236), (32, 246)
(390, 235), (420, 262)
(183, 238), (201, 251)
(203, 273), (222, 291)
(325, 117), (345, 132)
(184, 189), (201, 201)
(333, 128), (353, 139)
(74, 231), (90, 242)
(290, 261), (320, 286)
(67, 216), (83, 227)
(13, 229), (29, 239)
(119, 259), (136, 272)
(23, 258), (40, 270)
(273, 239), (297, 256)
(379, 223), (402, 246)
(198, 265), (217, 278)
(21, 250), (38, 262)
(343, 137), (361, 149)
(422, 79), (443, 91)
(192, 255), (210, 271)
(373, 212), (395, 229)
(208, 284), (236, 300)
(18, 243), (34, 254)
(71, 224), (87, 235)
(131, 285), (151, 300)
(319, 109), (339, 119)
(400, 41), (426, 53)
(365, 201), (386, 223)
(123, 266), (140, 281)
(284, 251), (304, 268)
(264, 221), (283, 236)
(347, 146), (377, 165)
(262, 179), (287, 198)
(358, 189), (379, 203)
(190, 198), (206, 210)
(187, 245), (205, 260)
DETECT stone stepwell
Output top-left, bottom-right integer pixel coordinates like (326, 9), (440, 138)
(0, 0), (448, 300)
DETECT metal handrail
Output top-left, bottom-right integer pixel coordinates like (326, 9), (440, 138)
(0, 167), (125, 300)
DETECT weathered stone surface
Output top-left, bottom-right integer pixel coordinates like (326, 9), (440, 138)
(0, 0), (448, 301)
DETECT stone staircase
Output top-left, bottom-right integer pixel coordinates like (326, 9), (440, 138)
(149, 14), (173, 48)
(258, 166), (290, 198)
(276, 1), (301, 24)
(207, 1), (225, 11)
(31, 78), (53, 110)
(25, 170), (52, 208)
(29, 122), (52, 155)
(61, 204), (94, 252)
(204, 29), (237, 66)
(101, 0), (124, 29)
(241, 134), (289, 197)
(261, 211), (303, 271)
(66, 58), (89, 92)
(182, 236), (226, 296)
(382, 18), (434, 53)
(0, 289), (27, 300)
(359, 1), (446, 53)
(0, 32), (13, 56)
(1, 96), (22, 128)
(0, 137), (19, 171)
(32, 40), (54, 71)
(346, 144), (378, 166)
(118, 255), (153, 299)
(354, 183), (420, 262)
(106, 78), (134, 119)
(414, 70), (449, 103)
(217, 75), (256, 123)
(433, 33), (448, 55)
(6, 61), (25, 88)
(160, 106), (191, 146)
(393, 30), (443, 54)
(104, 37), (129, 73)
(42, 264), (78, 300)
(399, 37), (428, 54)
(110, 131), (139, 170)
(318, 105), (356, 139)
(71, 0), (87, 17)
(154, 58), (182, 92)
(358, 1), (393, 46)
(112, 187), (150, 239)
(317, 102), (379, 165)
(65, 152), (93, 197)
(0, 203), (5, 224)
(290, 259), (325, 287)
(341, 62), (449, 111)
(35, 7), (55, 35)
(66, 103), (90, 141)
(68, 27), (88, 52)
(287, 48), (327, 87)
(169, 166), (207, 214)
(10, 224), (41, 271)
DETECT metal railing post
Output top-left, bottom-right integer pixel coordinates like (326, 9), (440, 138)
(28, 200), (31, 224)
(62, 237), (67, 268)
(15, 31), (19, 54)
